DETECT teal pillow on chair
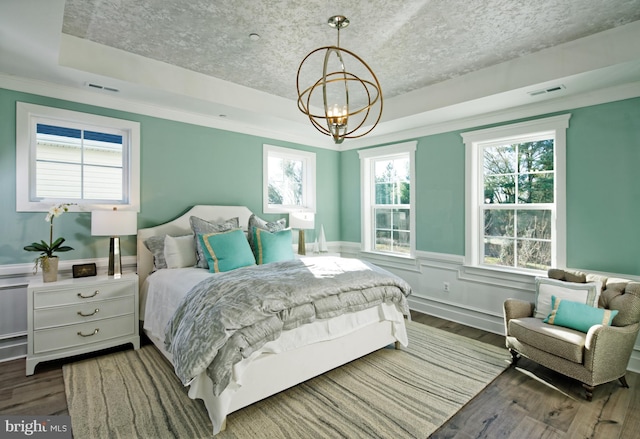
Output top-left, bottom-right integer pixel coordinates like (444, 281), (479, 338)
(198, 229), (256, 273)
(544, 296), (618, 333)
(253, 228), (294, 264)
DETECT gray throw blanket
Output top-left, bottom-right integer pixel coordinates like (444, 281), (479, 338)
(164, 257), (411, 395)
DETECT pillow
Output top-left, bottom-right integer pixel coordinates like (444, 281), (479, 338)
(164, 235), (196, 269)
(190, 216), (239, 268)
(253, 228), (294, 264)
(534, 277), (598, 319)
(144, 235), (168, 270)
(247, 214), (287, 254)
(544, 296), (618, 333)
(198, 229), (256, 273)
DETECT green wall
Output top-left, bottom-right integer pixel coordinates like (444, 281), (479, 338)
(0, 88), (341, 265)
(3, 86), (638, 276)
(339, 97), (640, 276)
(565, 99), (640, 274)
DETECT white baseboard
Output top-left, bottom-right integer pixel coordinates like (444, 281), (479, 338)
(627, 354), (640, 374)
(408, 295), (505, 335)
(0, 333), (27, 363)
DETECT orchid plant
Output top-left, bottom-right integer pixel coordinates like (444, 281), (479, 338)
(24, 203), (75, 272)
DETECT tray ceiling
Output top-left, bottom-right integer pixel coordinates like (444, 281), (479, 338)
(2, 0), (640, 148)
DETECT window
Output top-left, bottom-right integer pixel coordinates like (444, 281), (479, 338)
(359, 142), (416, 256)
(263, 145), (316, 213)
(462, 114), (570, 273)
(16, 102), (140, 212)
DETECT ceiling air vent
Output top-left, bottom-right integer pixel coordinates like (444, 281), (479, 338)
(85, 82), (119, 93)
(528, 85), (565, 97)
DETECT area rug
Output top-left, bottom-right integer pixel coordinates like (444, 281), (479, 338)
(63, 321), (510, 438)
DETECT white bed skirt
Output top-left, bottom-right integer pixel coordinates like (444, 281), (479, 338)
(145, 303), (408, 434)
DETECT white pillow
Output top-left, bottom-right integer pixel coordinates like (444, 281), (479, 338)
(164, 235), (196, 269)
(534, 277), (598, 319)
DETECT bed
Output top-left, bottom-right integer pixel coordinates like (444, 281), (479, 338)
(137, 205), (411, 435)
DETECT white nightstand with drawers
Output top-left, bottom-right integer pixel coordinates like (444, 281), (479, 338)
(26, 273), (140, 375)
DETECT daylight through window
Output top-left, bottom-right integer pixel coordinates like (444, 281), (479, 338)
(359, 142), (416, 257)
(16, 102), (140, 212)
(263, 145), (316, 213)
(374, 156), (411, 254)
(482, 139), (554, 270)
(35, 124), (125, 201)
(463, 114), (570, 273)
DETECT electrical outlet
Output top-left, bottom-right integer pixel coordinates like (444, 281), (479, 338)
(443, 282), (450, 292)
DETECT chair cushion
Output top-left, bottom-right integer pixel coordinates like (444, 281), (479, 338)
(509, 317), (586, 364)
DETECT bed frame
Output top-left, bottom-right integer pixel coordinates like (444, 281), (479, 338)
(136, 205), (402, 433)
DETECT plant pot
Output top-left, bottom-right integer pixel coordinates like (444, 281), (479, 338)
(42, 256), (59, 283)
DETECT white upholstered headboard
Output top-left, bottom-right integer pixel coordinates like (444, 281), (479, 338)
(136, 205), (254, 288)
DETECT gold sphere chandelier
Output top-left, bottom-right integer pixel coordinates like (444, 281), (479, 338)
(296, 15), (383, 144)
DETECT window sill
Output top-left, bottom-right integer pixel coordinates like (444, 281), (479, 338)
(460, 263), (541, 288)
(355, 250), (421, 272)
(360, 250), (415, 260)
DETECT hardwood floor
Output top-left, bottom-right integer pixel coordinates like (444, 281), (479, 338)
(411, 312), (640, 439)
(1, 313), (638, 438)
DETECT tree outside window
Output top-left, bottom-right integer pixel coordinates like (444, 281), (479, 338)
(359, 141), (416, 257)
(263, 145), (316, 213)
(268, 155), (303, 206)
(463, 114), (569, 273)
(483, 140), (554, 270)
(374, 157), (411, 254)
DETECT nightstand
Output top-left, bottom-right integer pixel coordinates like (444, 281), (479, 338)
(26, 273), (140, 375)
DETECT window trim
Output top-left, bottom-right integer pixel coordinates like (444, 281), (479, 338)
(263, 144), (316, 214)
(16, 102), (140, 212)
(359, 141), (417, 257)
(462, 114), (570, 273)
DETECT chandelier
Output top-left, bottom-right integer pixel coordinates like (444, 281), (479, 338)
(296, 15), (383, 144)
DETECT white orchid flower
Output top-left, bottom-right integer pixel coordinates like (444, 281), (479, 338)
(45, 204), (71, 222)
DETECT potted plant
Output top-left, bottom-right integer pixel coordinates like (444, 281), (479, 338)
(24, 203), (74, 282)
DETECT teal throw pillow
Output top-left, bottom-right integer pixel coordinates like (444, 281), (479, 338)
(544, 296), (618, 333)
(198, 229), (256, 273)
(253, 228), (294, 264)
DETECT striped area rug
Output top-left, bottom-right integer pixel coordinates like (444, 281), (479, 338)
(63, 321), (510, 438)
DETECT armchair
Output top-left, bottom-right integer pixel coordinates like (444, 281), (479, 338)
(504, 269), (640, 400)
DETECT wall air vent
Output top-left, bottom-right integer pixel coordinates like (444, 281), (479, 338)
(85, 82), (119, 93)
(528, 84), (565, 97)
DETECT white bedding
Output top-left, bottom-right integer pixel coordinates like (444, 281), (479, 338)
(141, 267), (213, 343)
(140, 262), (408, 433)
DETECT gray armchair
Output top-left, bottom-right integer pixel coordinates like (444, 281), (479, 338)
(504, 269), (640, 400)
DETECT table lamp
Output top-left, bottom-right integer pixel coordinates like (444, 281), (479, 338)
(289, 212), (315, 255)
(91, 208), (137, 278)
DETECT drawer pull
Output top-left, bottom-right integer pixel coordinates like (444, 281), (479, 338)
(77, 308), (100, 317)
(77, 328), (100, 337)
(78, 290), (99, 299)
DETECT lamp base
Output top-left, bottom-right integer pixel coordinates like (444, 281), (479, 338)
(298, 230), (306, 255)
(108, 237), (123, 278)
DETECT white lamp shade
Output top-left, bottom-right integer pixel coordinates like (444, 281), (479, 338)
(91, 210), (138, 236)
(289, 212), (315, 230)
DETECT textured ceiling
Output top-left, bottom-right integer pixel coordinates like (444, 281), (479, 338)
(1, 0), (639, 149)
(61, 0), (640, 103)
